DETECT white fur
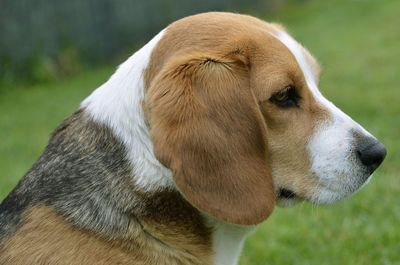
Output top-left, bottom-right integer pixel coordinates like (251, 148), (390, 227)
(207, 218), (255, 265)
(274, 30), (375, 203)
(81, 30), (174, 191)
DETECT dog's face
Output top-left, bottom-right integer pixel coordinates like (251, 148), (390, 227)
(142, 13), (386, 225)
(253, 29), (386, 207)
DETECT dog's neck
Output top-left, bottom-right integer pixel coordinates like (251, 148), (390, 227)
(207, 218), (255, 265)
(28, 110), (250, 265)
(81, 30), (173, 192)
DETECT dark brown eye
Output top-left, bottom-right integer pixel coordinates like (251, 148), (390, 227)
(270, 86), (300, 108)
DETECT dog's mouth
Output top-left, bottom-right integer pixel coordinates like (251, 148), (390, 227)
(278, 188), (296, 199)
(276, 188), (302, 207)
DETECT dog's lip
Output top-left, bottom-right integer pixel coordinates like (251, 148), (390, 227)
(277, 188), (297, 199)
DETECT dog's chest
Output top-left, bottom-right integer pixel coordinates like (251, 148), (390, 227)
(210, 220), (255, 265)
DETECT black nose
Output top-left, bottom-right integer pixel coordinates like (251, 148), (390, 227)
(356, 137), (387, 171)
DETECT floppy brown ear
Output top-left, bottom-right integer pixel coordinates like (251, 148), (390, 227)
(145, 52), (275, 225)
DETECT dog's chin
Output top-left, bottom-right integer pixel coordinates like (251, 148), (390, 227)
(276, 197), (302, 207)
(276, 179), (369, 207)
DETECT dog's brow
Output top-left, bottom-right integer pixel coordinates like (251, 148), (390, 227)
(272, 31), (321, 97)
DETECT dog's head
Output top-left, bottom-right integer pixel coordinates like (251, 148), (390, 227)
(85, 12), (386, 226)
(144, 13), (386, 224)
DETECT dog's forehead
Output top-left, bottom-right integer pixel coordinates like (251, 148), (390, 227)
(145, 12), (321, 96)
(269, 28), (321, 88)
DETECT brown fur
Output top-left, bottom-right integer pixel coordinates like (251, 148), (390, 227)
(144, 12), (328, 222)
(145, 52), (274, 225)
(0, 205), (212, 265)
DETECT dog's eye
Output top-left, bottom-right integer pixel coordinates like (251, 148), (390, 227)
(270, 86), (300, 108)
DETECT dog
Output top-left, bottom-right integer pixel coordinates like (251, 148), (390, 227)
(0, 12), (386, 265)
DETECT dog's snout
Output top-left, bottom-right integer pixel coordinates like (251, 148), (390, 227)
(356, 137), (386, 171)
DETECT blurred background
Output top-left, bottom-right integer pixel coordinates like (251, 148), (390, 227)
(0, 0), (271, 84)
(0, 0), (399, 264)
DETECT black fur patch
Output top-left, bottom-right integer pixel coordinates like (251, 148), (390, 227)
(0, 109), (209, 245)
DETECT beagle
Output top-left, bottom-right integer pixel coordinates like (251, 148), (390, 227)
(0, 12), (386, 265)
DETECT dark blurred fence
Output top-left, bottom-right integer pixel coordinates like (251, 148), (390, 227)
(0, 0), (273, 83)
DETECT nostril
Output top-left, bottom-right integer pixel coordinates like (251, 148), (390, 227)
(357, 138), (387, 170)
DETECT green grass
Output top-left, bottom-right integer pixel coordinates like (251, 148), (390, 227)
(0, 0), (399, 264)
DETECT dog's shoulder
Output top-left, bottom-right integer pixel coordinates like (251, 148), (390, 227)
(1, 205), (136, 264)
(0, 109), (212, 264)
(0, 110), (121, 239)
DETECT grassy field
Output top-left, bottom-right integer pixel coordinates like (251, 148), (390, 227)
(0, 0), (399, 264)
